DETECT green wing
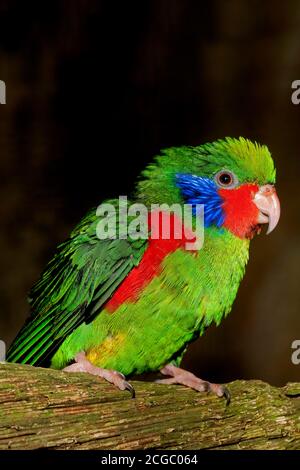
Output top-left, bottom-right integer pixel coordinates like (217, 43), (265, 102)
(7, 203), (148, 366)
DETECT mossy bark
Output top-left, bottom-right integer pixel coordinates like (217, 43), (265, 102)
(0, 363), (299, 450)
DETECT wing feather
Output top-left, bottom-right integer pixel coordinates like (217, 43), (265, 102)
(7, 203), (148, 365)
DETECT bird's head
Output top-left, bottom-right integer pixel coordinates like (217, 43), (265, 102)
(136, 137), (280, 239)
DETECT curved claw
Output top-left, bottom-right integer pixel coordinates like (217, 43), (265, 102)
(124, 381), (136, 398)
(224, 387), (231, 406)
(221, 386), (231, 406)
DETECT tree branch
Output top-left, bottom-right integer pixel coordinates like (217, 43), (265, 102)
(0, 363), (299, 450)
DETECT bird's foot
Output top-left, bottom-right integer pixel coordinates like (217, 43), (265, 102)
(156, 363), (230, 405)
(63, 351), (135, 397)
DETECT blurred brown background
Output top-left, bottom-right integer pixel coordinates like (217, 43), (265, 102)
(0, 0), (299, 386)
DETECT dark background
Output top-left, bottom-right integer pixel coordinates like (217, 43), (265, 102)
(0, 0), (299, 386)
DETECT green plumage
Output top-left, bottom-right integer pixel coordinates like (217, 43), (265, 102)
(50, 227), (248, 374)
(8, 205), (148, 366)
(7, 137), (276, 376)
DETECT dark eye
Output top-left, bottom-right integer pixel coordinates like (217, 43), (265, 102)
(214, 170), (238, 188)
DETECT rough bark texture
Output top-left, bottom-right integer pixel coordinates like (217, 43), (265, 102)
(0, 363), (299, 450)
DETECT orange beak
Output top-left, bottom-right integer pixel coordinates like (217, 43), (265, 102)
(253, 184), (281, 234)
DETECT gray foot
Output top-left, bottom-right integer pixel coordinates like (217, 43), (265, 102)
(156, 363), (230, 405)
(63, 351), (135, 398)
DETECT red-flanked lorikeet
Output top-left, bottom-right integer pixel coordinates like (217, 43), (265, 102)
(7, 137), (280, 403)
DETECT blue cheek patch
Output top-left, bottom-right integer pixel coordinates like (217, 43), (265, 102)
(176, 173), (225, 228)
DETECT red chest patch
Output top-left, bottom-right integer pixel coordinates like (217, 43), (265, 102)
(105, 212), (195, 312)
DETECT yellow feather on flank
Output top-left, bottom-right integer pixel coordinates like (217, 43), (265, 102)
(86, 333), (126, 364)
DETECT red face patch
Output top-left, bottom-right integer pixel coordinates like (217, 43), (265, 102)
(218, 184), (260, 239)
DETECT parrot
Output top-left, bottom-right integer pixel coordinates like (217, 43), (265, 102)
(7, 137), (280, 404)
